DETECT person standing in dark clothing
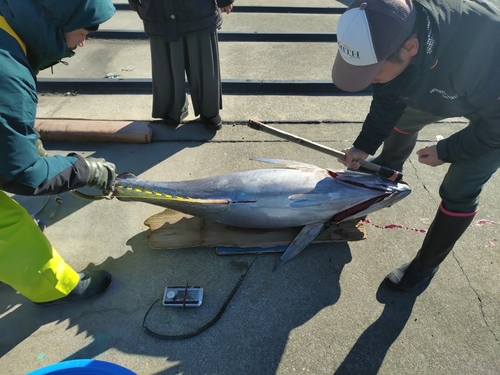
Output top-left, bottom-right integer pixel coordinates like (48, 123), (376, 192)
(128, 0), (235, 131)
(331, 0), (500, 291)
(0, 0), (117, 305)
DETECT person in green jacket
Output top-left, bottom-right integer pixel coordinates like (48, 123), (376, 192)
(332, 0), (500, 292)
(0, 0), (117, 306)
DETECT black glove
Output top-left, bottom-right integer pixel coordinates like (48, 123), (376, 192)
(84, 157), (117, 193)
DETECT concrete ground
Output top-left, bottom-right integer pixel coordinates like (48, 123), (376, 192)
(2, 1), (500, 374)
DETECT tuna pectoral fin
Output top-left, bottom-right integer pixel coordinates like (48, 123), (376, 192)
(273, 221), (325, 272)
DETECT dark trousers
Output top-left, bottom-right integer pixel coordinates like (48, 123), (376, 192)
(149, 31), (222, 122)
(397, 107), (500, 213)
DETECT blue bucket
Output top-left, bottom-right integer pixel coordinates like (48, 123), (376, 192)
(26, 359), (137, 375)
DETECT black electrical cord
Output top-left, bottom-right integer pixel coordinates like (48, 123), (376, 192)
(142, 255), (258, 340)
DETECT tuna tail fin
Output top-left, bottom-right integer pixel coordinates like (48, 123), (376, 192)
(250, 158), (325, 173)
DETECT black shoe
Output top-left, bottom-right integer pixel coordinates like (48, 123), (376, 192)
(383, 262), (438, 292)
(201, 114), (222, 131)
(34, 270), (112, 306)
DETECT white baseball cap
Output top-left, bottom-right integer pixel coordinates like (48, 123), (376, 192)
(332, 0), (417, 92)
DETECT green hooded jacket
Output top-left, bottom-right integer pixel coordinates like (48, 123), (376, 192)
(0, 0), (115, 195)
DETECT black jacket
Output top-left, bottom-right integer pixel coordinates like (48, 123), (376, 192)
(128, 0), (234, 41)
(353, 0), (500, 163)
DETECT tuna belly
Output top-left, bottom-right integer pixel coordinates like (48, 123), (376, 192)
(200, 204), (335, 229)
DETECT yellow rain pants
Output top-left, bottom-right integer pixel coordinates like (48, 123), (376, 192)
(0, 191), (79, 302)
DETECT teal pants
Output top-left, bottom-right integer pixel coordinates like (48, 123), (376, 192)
(0, 191), (79, 302)
(396, 107), (500, 213)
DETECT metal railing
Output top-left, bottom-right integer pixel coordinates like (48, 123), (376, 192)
(37, 5), (372, 95)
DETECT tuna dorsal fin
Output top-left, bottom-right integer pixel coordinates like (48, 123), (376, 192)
(250, 158), (325, 173)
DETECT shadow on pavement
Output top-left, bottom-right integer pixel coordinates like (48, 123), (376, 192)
(1, 236), (353, 374)
(334, 279), (431, 375)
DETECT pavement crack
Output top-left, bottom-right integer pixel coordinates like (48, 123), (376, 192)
(410, 159), (439, 205)
(452, 252), (499, 342)
(412, 147), (497, 342)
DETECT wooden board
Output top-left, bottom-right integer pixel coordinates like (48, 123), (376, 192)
(144, 209), (367, 250)
(35, 119), (152, 143)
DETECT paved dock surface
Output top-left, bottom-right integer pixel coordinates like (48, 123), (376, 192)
(2, 1), (499, 374)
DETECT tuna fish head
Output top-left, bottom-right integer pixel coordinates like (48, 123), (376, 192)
(326, 168), (412, 222)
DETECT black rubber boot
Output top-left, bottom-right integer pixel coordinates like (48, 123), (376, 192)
(34, 270), (112, 306)
(384, 207), (476, 292)
(370, 129), (418, 172)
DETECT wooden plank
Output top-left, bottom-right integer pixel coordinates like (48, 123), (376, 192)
(35, 119), (152, 143)
(144, 209), (367, 250)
